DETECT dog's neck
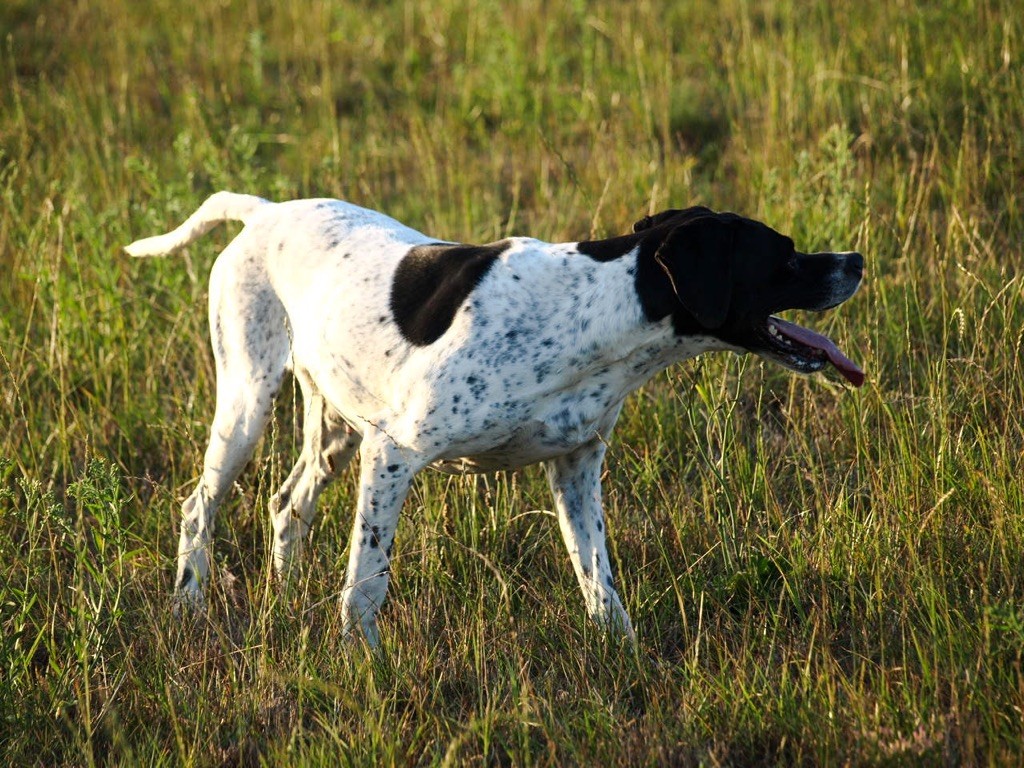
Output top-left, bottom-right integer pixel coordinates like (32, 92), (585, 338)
(548, 241), (727, 394)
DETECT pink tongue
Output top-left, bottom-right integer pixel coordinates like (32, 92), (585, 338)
(770, 317), (865, 387)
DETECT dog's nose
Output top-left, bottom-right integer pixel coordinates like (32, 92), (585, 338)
(843, 252), (864, 280)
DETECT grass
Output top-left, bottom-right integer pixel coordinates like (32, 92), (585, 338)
(1, 0), (1023, 763)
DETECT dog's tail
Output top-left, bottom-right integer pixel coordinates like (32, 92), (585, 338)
(125, 191), (270, 257)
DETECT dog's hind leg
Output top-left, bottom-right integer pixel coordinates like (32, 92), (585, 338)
(174, 248), (290, 606)
(270, 370), (361, 576)
(545, 439), (636, 641)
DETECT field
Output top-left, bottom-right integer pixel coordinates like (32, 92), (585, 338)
(2, 0), (1023, 764)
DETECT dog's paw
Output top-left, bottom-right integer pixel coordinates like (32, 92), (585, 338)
(341, 615), (381, 650)
(171, 565), (207, 615)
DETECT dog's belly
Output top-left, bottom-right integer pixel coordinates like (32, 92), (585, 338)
(428, 419), (593, 474)
(426, 389), (627, 473)
(430, 457), (520, 474)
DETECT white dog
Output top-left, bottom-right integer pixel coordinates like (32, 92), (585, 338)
(127, 192), (864, 645)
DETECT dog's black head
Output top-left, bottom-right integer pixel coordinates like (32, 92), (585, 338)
(634, 207), (865, 385)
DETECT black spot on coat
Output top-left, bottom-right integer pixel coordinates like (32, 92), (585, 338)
(390, 240), (510, 345)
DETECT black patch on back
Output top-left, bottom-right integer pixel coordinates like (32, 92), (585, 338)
(577, 206), (717, 263)
(576, 233), (644, 262)
(632, 207), (713, 232)
(391, 240), (510, 345)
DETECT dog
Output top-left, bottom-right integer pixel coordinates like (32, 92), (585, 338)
(126, 192), (864, 645)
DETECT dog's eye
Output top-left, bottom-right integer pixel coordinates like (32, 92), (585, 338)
(785, 255), (799, 273)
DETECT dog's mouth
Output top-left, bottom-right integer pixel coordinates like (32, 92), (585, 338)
(759, 316), (864, 386)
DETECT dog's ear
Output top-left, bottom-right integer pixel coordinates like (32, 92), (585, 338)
(654, 216), (734, 329)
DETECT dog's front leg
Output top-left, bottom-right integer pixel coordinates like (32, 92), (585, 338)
(339, 430), (419, 648)
(545, 440), (636, 641)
